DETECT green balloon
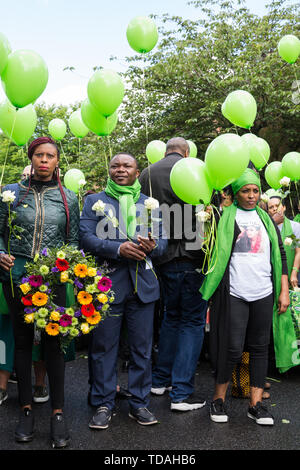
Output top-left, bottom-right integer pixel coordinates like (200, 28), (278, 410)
(48, 118), (67, 141)
(87, 69), (124, 117)
(221, 90), (257, 129)
(0, 33), (11, 76)
(126, 16), (158, 53)
(81, 99), (118, 136)
(205, 133), (250, 190)
(281, 152), (300, 181)
(0, 101), (37, 146)
(187, 140), (198, 158)
(68, 110), (89, 139)
(64, 168), (85, 194)
(170, 157), (212, 205)
(264, 161), (282, 190)
(1, 49), (48, 108)
(241, 134), (270, 170)
(278, 34), (300, 64)
(146, 140), (166, 164)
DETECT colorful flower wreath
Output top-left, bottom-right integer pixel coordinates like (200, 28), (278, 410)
(19, 245), (114, 350)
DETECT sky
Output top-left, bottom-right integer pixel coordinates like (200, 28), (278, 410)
(0, 0), (295, 107)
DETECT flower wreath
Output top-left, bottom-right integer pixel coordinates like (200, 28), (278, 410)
(19, 245), (114, 350)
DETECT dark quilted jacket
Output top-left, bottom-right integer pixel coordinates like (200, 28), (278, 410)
(0, 179), (80, 259)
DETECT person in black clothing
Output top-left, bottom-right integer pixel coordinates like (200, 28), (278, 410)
(139, 137), (207, 412)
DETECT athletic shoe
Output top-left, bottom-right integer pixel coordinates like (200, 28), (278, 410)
(15, 407), (34, 442)
(50, 413), (70, 448)
(210, 398), (229, 423)
(33, 385), (49, 403)
(0, 388), (8, 405)
(151, 386), (172, 395)
(128, 407), (158, 425)
(247, 401), (274, 425)
(171, 395), (206, 411)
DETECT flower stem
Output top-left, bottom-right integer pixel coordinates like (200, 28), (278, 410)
(7, 205), (14, 298)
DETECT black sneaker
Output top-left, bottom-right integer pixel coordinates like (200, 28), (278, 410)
(89, 406), (113, 429)
(50, 413), (70, 448)
(128, 407), (158, 425)
(0, 388), (8, 405)
(171, 395), (206, 411)
(247, 401), (274, 425)
(15, 407), (34, 442)
(210, 398), (229, 423)
(8, 372), (17, 384)
(33, 385), (49, 403)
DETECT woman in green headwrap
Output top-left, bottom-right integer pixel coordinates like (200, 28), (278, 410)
(200, 168), (291, 426)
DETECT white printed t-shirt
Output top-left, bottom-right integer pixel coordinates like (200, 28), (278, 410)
(229, 208), (273, 302)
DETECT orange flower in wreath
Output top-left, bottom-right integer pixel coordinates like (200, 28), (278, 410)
(74, 264), (88, 278)
(45, 323), (60, 336)
(32, 292), (48, 307)
(77, 291), (93, 305)
(87, 312), (101, 325)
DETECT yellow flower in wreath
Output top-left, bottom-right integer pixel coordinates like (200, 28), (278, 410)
(45, 323), (60, 336)
(50, 311), (61, 322)
(60, 271), (69, 283)
(74, 264), (88, 278)
(87, 267), (97, 277)
(97, 293), (108, 304)
(77, 291), (93, 305)
(24, 313), (34, 324)
(20, 283), (31, 295)
(32, 292), (48, 307)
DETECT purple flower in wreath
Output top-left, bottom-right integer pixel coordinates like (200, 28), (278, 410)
(41, 248), (48, 256)
(51, 267), (60, 273)
(59, 314), (73, 327)
(57, 306), (65, 313)
(74, 278), (84, 289)
(80, 249), (85, 258)
(74, 310), (81, 318)
(21, 277), (29, 284)
(28, 275), (43, 288)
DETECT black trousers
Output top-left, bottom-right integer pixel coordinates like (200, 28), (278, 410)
(224, 293), (274, 389)
(3, 282), (66, 409)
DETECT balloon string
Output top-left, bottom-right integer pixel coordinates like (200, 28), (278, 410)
(78, 138), (81, 169)
(101, 137), (108, 177)
(295, 181), (299, 207)
(292, 64), (300, 98)
(141, 65), (153, 198)
(288, 183), (295, 218)
(60, 142), (70, 168)
(0, 113), (17, 190)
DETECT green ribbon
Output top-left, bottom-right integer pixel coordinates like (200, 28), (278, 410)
(280, 217), (294, 277)
(105, 177), (141, 239)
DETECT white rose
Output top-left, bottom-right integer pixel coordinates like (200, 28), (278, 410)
(284, 237), (293, 246)
(92, 200), (106, 213)
(78, 179), (86, 187)
(260, 193), (269, 203)
(196, 210), (211, 222)
(280, 176), (290, 187)
(1, 190), (16, 204)
(144, 197), (159, 210)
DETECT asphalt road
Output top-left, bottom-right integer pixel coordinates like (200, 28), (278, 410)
(0, 344), (299, 455)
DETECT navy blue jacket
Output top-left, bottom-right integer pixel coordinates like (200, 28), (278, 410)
(80, 191), (168, 304)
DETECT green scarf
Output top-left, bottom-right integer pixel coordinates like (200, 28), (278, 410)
(280, 217), (294, 277)
(294, 213), (300, 223)
(200, 203), (299, 373)
(105, 177), (141, 239)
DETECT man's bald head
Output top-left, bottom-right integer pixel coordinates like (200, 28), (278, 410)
(165, 137), (190, 158)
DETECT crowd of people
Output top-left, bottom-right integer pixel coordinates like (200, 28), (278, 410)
(0, 136), (299, 448)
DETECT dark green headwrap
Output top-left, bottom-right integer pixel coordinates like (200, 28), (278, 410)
(231, 168), (261, 195)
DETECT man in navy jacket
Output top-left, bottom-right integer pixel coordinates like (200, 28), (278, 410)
(80, 153), (167, 429)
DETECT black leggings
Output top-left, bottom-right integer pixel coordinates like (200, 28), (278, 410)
(3, 282), (66, 409)
(224, 293), (274, 389)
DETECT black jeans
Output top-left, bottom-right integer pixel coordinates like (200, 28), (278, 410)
(224, 293), (274, 389)
(3, 282), (66, 409)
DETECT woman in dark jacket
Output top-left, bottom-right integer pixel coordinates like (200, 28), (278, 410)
(0, 137), (79, 448)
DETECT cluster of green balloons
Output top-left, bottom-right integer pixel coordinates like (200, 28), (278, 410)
(0, 32), (48, 147)
(265, 152), (300, 190)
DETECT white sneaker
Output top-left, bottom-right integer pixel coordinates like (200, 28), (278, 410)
(151, 386), (172, 395)
(171, 396), (206, 411)
(247, 402), (274, 425)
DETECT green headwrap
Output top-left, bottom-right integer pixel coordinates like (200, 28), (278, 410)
(231, 168), (261, 195)
(105, 177), (141, 238)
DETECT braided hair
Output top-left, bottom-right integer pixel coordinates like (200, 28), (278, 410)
(18, 137), (70, 236)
